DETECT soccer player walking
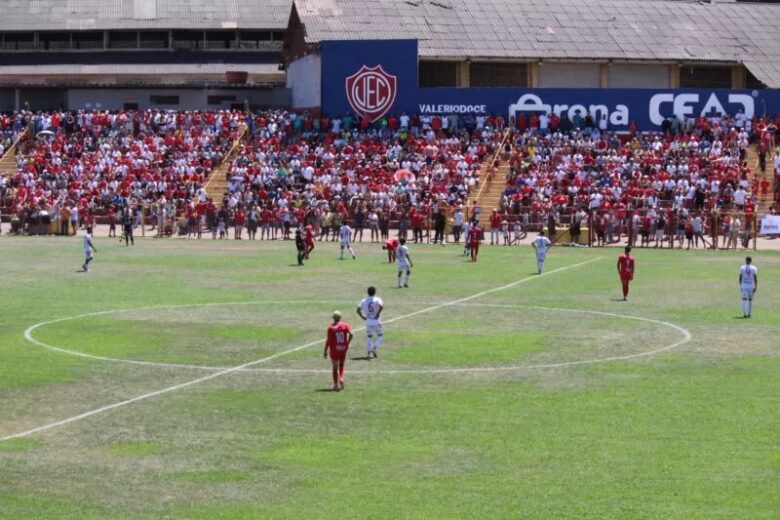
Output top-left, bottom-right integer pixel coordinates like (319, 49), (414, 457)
(397, 238), (413, 288)
(339, 222), (356, 260)
(295, 229), (306, 266)
(468, 221), (482, 262)
(82, 226), (97, 272)
(323, 311), (353, 391)
(122, 205), (134, 246)
(532, 230), (552, 274)
(739, 256), (758, 318)
(617, 246), (635, 301)
(357, 286), (384, 359)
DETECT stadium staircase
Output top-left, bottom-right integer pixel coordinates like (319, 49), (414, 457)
(747, 144), (775, 214)
(473, 129), (512, 228)
(0, 131), (26, 219)
(204, 123), (247, 205)
(0, 130), (24, 174)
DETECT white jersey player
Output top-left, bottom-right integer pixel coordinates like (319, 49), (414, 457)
(397, 238), (413, 288)
(356, 286), (384, 358)
(738, 256), (758, 318)
(532, 231), (552, 274)
(82, 227), (97, 272)
(339, 223), (356, 260)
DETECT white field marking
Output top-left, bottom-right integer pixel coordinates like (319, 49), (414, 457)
(3, 258), (599, 441)
(23, 300), (353, 372)
(181, 304), (692, 375)
(23, 300), (690, 375)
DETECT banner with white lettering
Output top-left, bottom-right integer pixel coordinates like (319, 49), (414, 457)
(317, 39), (780, 131)
(759, 215), (780, 235)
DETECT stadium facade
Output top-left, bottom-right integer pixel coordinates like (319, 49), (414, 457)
(0, 0), (291, 111)
(284, 0), (780, 130)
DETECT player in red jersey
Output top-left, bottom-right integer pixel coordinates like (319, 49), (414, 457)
(617, 246), (635, 301)
(304, 224), (315, 259)
(382, 237), (399, 263)
(323, 311), (353, 391)
(468, 221), (482, 262)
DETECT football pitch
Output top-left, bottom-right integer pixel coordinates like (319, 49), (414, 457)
(0, 236), (778, 519)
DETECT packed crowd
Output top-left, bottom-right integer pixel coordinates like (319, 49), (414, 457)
(0, 109), (243, 234)
(1, 107), (778, 250)
(0, 109), (506, 238)
(194, 110), (502, 241)
(493, 111), (780, 248)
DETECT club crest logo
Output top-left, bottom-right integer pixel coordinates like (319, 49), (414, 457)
(345, 65), (397, 122)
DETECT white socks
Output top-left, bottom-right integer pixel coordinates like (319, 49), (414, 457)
(367, 335), (383, 354)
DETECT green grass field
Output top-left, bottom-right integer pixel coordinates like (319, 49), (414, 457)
(1, 235), (778, 519)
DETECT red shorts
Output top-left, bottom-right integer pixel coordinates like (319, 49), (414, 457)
(305, 239), (314, 247)
(470, 242), (480, 250)
(329, 352), (347, 362)
(620, 273), (632, 281)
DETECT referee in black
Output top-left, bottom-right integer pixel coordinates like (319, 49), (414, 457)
(122, 205), (135, 246)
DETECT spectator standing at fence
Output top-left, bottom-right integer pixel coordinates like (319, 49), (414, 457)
(59, 205), (71, 236)
(692, 213), (704, 248)
(452, 206), (464, 244)
(70, 205), (79, 235)
(433, 208), (446, 245)
(353, 206), (365, 243)
(489, 209), (501, 245)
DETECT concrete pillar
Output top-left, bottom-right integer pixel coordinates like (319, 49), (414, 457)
(529, 62), (539, 88)
(731, 66), (746, 89)
(14, 88), (20, 111)
(600, 63), (609, 88)
(457, 61), (470, 88)
(670, 65), (680, 88)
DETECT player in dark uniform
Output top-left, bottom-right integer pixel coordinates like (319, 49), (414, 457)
(122, 205), (134, 246)
(295, 229), (306, 266)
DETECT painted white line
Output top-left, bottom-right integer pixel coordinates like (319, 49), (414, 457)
(193, 305), (692, 375)
(22, 300), (354, 372)
(3, 257), (600, 441)
(23, 301), (692, 376)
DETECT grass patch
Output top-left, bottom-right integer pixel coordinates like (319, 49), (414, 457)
(103, 442), (160, 457)
(391, 331), (548, 365)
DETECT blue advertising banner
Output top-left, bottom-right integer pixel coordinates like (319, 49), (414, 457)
(318, 39), (780, 131)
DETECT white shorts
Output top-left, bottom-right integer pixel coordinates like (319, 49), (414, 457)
(366, 319), (383, 336)
(536, 251), (547, 261)
(341, 240), (351, 247)
(741, 287), (755, 299)
(397, 261), (410, 271)
(84, 250), (93, 259)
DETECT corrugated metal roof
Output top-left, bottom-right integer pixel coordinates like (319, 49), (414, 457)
(0, 0), (292, 30)
(0, 63), (282, 75)
(295, 0), (780, 86)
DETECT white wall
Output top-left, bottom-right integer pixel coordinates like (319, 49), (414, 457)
(608, 64), (670, 88)
(538, 63), (600, 88)
(66, 88), (290, 111)
(287, 54), (321, 110)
